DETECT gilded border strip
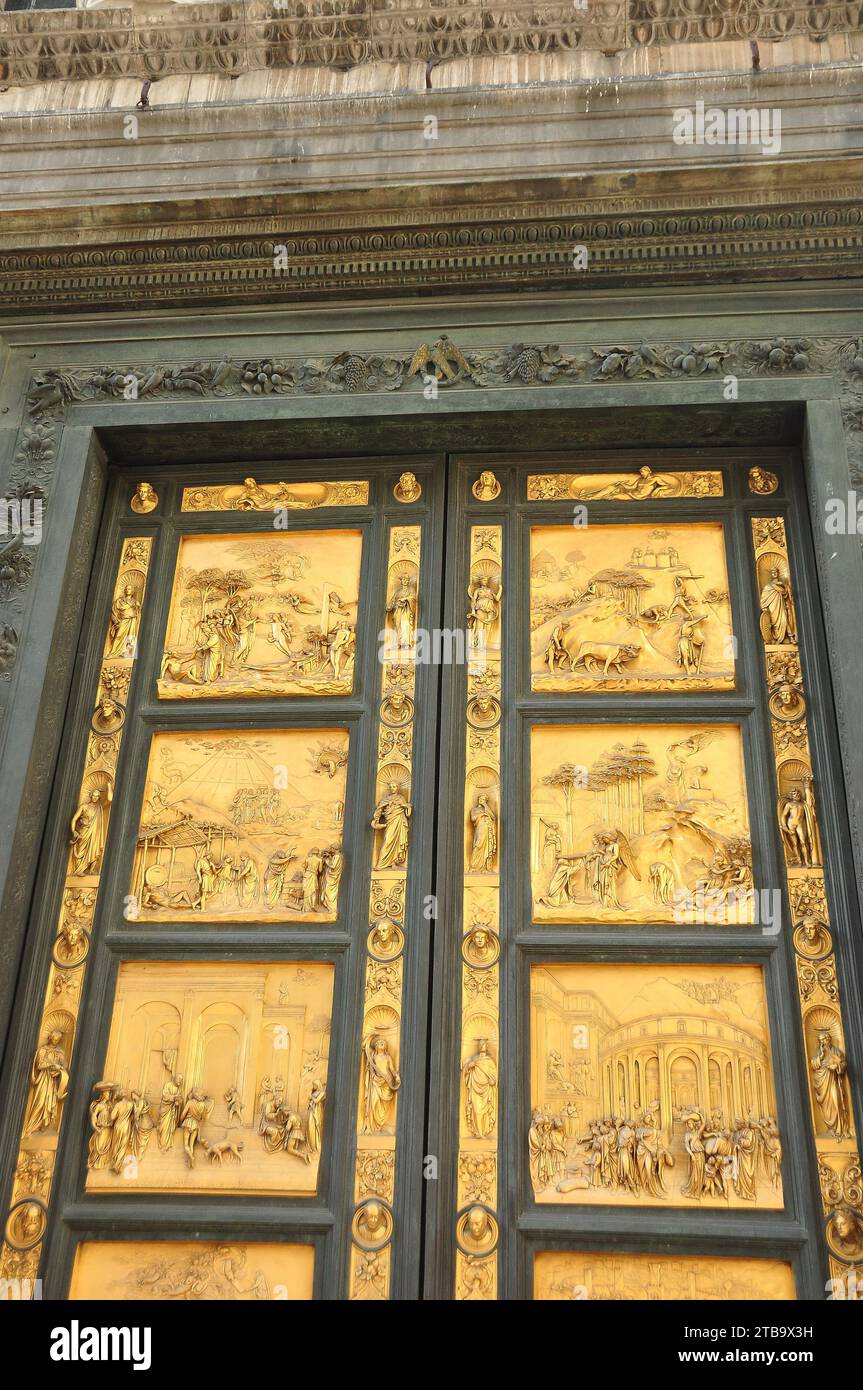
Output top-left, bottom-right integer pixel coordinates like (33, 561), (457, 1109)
(526, 468), (723, 501)
(0, 537), (154, 1292)
(454, 524), (503, 1299)
(751, 516), (862, 1288)
(181, 478), (369, 512)
(347, 523), (420, 1299)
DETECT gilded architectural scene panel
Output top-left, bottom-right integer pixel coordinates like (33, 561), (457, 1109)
(533, 1251), (795, 1301)
(529, 963), (783, 1210)
(530, 523), (734, 692)
(531, 723), (752, 925)
(158, 530), (362, 698)
(130, 728), (348, 922)
(69, 1241), (315, 1300)
(86, 960), (333, 1196)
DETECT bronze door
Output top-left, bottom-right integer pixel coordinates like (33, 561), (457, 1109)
(425, 451), (861, 1301)
(1, 449), (861, 1301)
(0, 458), (445, 1301)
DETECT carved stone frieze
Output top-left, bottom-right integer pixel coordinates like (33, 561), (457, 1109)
(1, 2), (860, 94)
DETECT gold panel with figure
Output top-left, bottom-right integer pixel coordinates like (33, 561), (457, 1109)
(530, 523), (735, 691)
(130, 728), (348, 922)
(70, 1241), (315, 1300)
(158, 530), (362, 698)
(534, 1251), (795, 1301)
(529, 962), (783, 1209)
(86, 960), (333, 1196)
(531, 723), (752, 925)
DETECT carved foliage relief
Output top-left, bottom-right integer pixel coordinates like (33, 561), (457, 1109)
(529, 963), (783, 1210)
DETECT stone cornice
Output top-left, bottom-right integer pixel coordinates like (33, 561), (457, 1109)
(0, 162), (861, 315)
(1, 2), (860, 91)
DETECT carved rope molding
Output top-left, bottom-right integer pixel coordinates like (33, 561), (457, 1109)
(0, 2), (859, 90)
(2, 331), (863, 710)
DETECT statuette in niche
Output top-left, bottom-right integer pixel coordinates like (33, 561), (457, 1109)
(105, 582), (142, 659)
(472, 471), (501, 502)
(371, 782), (412, 868)
(758, 563), (796, 643)
(467, 571), (502, 649)
(70, 782), (112, 877)
(24, 1030), (70, 1136)
(810, 1028), (852, 1139)
(361, 1032), (401, 1134)
(778, 777), (820, 868)
(462, 1038), (498, 1139)
(131, 482), (158, 514)
(468, 794), (498, 873)
(393, 471), (422, 503)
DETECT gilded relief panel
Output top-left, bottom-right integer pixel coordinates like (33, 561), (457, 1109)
(158, 530), (362, 698)
(86, 960), (333, 1196)
(534, 1252), (795, 1301)
(181, 478), (369, 513)
(531, 723), (752, 924)
(130, 728), (348, 922)
(529, 962), (783, 1209)
(530, 523), (734, 692)
(70, 1241), (315, 1300)
(526, 468), (723, 502)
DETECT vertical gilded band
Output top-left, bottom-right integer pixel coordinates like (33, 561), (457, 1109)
(348, 523), (421, 1298)
(454, 523), (503, 1298)
(0, 537), (153, 1291)
(751, 516), (862, 1284)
